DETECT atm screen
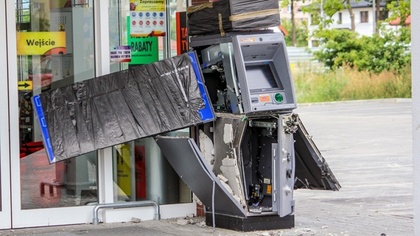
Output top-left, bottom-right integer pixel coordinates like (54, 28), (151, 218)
(245, 64), (284, 91)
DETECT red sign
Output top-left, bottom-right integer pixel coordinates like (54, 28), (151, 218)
(176, 12), (188, 55)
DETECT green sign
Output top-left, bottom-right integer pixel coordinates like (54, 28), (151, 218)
(127, 17), (158, 65)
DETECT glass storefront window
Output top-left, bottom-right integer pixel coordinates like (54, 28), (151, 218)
(17, 0), (98, 209)
(108, 0), (191, 205)
(21, 150), (98, 208)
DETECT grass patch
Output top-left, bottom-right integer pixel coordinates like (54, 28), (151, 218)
(292, 63), (412, 103)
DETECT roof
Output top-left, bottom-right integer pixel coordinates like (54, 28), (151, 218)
(303, 0), (386, 15)
(389, 15), (411, 26)
(350, 0), (386, 8)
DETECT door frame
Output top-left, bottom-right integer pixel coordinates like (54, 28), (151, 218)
(8, 0), (95, 228)
(6, 0), (195, 229)
(0, 0), (12, 229)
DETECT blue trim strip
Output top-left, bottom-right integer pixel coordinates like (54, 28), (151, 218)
(31, 95), (55, 163)
(189, 51), (215, 122)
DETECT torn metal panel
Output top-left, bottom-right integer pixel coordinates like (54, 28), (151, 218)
(213, 113), (248, 209)
(293, 114), (341, 191)
(198, 130), (215, 170)
(155, 136), (247, 217)
(220, 157), (247, 209)
(213, 113), (247, 176)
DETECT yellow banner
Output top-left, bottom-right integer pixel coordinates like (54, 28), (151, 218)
(130, 0), (165, 11)
(129, 0), (167, 37)
(17, 32), (66, 56)
(116, 144), (132, 197)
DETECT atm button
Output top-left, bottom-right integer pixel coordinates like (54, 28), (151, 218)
(274, 93), (284, 103)
(259, 94), (271, 103)
(251, 97), (259, 103)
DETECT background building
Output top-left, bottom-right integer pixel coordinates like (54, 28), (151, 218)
(307, 0), (389, 48)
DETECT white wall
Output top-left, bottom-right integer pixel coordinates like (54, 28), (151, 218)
(331, 8), (374, 35)
(412, 2), (420, 235)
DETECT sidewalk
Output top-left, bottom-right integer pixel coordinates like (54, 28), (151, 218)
(0, 99), (413, 236)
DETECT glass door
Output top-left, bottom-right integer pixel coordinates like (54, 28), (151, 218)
(6, 0), (196, 228)
(0, 0), (12, 229)
(10, 0), (98, 227)
(102, 0), (195, 222)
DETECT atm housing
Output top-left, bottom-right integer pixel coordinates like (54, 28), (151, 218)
(198, 33), (296, 114)
(156, 32), (340, 231)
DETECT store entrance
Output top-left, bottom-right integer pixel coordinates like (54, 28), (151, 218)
(3, 0), (195, 229)
(11, 0), (99, 227)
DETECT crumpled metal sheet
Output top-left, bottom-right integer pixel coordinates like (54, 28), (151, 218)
(292, 114), (341, 191)
(32, 52), (214, 163)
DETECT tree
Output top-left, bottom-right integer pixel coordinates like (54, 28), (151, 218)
(309, 0), (411, 73)
(282, 19), (308, 47)
(386, 0), (410, 26)
(302, 0), (360, 31)
(345, 0), (356, 31)
(374, 0), (380, 34)
(312, 25), (411, 73)
(353, 27), (411, 73)
(368, 0), (393, 34)
(302, 0), (337, 29)
(280, 0), (298, 46)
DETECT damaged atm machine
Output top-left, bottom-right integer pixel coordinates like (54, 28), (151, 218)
(156, 0), (341, 231)
(32, 0), (340, 232)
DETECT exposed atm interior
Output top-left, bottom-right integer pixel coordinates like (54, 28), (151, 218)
(156, 32), (341, 231)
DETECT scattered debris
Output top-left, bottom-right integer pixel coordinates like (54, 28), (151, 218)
(176, 219), (189, 226)
(131, 217), (141, 223)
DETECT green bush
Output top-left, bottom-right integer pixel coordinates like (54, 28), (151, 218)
(311, 27), (411, 74)
(354, 27), (411, 74)
(312, 29), (361, 70)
